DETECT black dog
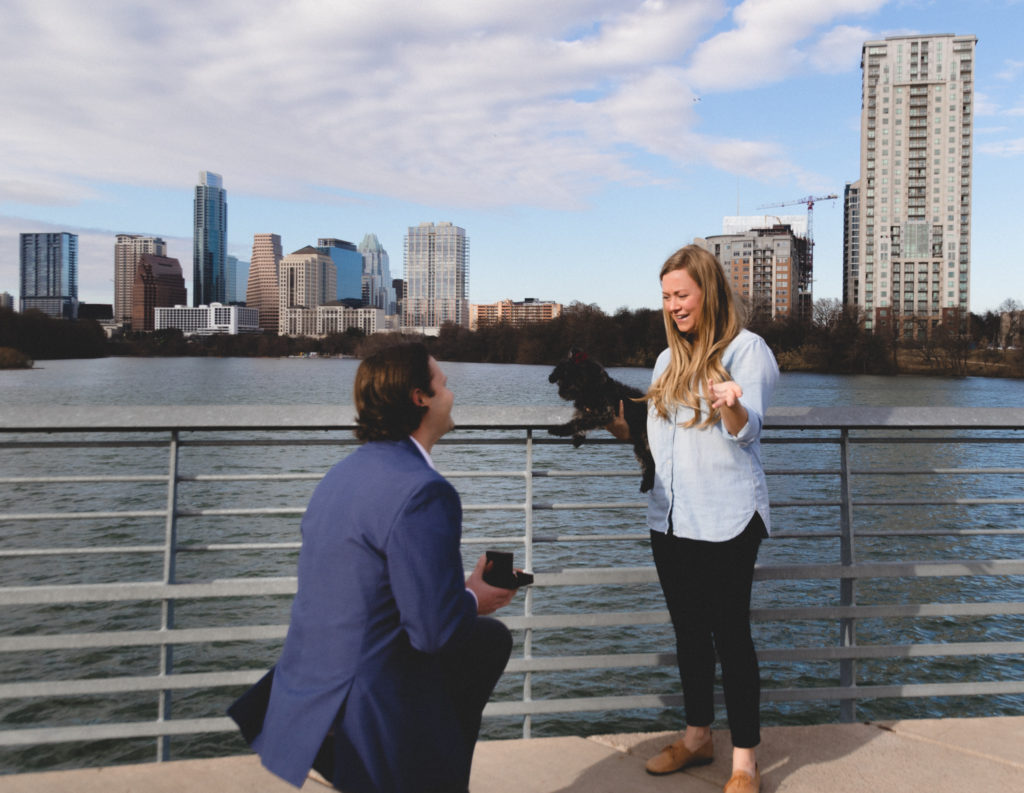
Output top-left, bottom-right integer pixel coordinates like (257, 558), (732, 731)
(547, 347), (655, 493)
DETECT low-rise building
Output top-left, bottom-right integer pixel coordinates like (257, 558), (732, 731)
(470, 298), (563, 330)
(317, 304), (386, 336)
(155, 303), (260, 335)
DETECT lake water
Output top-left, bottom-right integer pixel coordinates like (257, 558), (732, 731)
(1, 357), (1022, 772)
(4, 354), (1024, 408)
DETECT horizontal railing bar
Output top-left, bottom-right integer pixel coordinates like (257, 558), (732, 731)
(0, 625), (287, 653)
(2, 404), (1023, 431)
(6, 677), (1024, 746)
(502, 640), (1024, 673)
(9, 465), (1016, 486)
(0, 670), (259, 699)
(10, 635), (1020, 697)
(4, 602), (1021, 651)
(181, 473), (323, 482)
(175, 508), (306, 517)
(0, 510), (168, 521)
(483, 679), (1024, 717)
(0, 475), (167, 484)
(5, 530), (1017, 561)
(3, 499), (1020, 525)
(0, 441), (171, 450)
(0, 545), (166, 557)
(849, 468), (1024, 475)
(851, 498), (1024, 506)
(752, 602), (1024, 621)
(3, 561), (1022, 605)
(0, 717), (236, 747)
(758, 680), (1024, 704)
(0, 578), (300, 605)
(847, 437), (1024, 445)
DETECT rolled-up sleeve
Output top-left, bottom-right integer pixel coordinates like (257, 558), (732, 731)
(723, 333), (779, 447)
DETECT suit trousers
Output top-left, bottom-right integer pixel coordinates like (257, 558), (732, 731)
(650, 513), (765, 749)
(313, 616), (513, 792)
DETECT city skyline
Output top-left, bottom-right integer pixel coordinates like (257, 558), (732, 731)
(2, 2), (1024, 316)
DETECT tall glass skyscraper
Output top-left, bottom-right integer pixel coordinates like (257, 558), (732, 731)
(359, 233), (395, 314)
(19, 232), (78, 319)
(316, 238), (363, 305)
(402, 222), (469, 332)
(193, 171), (228, 307)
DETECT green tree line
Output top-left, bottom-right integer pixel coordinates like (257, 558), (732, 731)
(2, 302), (1022, 376)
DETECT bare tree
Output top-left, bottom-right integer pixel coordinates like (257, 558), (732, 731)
(996, 298), (1023, 348)
(813, 298), (843, 329)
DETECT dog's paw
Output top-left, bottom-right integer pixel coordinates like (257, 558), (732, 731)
(571, 433), (586, 448)
(547, 424), (573, 437)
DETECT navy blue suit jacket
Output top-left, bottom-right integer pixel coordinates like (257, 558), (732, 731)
(236, 438), (479, 792)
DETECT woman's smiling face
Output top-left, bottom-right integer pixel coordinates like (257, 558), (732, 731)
(661, 267), (703, 335)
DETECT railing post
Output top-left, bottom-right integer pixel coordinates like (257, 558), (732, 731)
(157, 430), (180, 760)
(838, 428), (857, 722)
(522, 428), (534, 739)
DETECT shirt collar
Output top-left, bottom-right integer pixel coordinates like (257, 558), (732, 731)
(408, 435), (435, 470)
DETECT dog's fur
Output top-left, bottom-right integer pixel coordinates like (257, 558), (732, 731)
(547, 347), (655, 493)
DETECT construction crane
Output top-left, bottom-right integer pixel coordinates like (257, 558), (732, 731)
(756, 193), (838, 247)
(756, 194), (838, 293)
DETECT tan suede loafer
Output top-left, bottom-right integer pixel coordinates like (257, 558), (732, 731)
(644, 734), (714, 775)
(723, 765), (761, 793)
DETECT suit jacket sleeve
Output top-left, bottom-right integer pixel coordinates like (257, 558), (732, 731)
(387, 478), (477, 654)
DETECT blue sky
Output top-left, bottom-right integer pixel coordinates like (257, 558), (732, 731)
(2, 0), (1022, 314)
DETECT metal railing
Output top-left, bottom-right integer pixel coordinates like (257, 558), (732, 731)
(0, 405), (1022, 765)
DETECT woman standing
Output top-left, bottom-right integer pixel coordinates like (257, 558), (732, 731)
(608, 244), (778, 793)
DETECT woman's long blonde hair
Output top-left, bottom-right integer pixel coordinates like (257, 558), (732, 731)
(646, 245), (744, 428)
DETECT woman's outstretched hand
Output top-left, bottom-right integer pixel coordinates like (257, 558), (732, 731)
(707, 378), (742, 409)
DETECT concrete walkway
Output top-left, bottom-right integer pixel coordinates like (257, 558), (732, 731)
(0, 717), (1020, 792)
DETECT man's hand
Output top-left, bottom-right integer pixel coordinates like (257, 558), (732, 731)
(605, 400), (631, 441)
(466, 553), (517, 615)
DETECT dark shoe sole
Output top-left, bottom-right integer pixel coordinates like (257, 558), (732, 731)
(645, 756), (714, 776)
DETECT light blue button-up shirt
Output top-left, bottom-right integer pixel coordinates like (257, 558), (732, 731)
(646, 329), (779, 541)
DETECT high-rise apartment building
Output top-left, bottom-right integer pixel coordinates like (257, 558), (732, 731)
(842, 183), (861, 307)
(114, 234), (167, 327)
(697, 221), (811, 321)
(403, 222), (469, 333)
(246, 233), (283, 333)
(316, 238), (363, 305)
(131, 254), (187, 331)
(193, 171), (228, 307)
(19, 232), (78, 319)
(845, 34), (976, 334)
(278, 246), (337, 336)
(358, 233), (395, 314)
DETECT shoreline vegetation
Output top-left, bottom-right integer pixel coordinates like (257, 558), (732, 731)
(1, 303), (1021, 378)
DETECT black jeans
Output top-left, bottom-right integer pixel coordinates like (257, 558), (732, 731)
(650, 513), (766, 749)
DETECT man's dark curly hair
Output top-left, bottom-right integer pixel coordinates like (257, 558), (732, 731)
(353, 342), (434, 442)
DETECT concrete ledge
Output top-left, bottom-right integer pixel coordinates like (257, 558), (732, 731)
(0, 717), (1020, 792)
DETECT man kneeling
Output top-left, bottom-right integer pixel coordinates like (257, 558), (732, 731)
(229, 343), (517, 792)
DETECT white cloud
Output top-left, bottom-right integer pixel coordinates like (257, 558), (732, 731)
(995, 58), (1024, 81)
(977, 138), (1024, 156)
(0, 0), (875, 214)
(685, 0), (887, 91)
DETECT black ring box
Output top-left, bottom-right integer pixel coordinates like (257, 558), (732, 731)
(482, 550), (533, 589)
